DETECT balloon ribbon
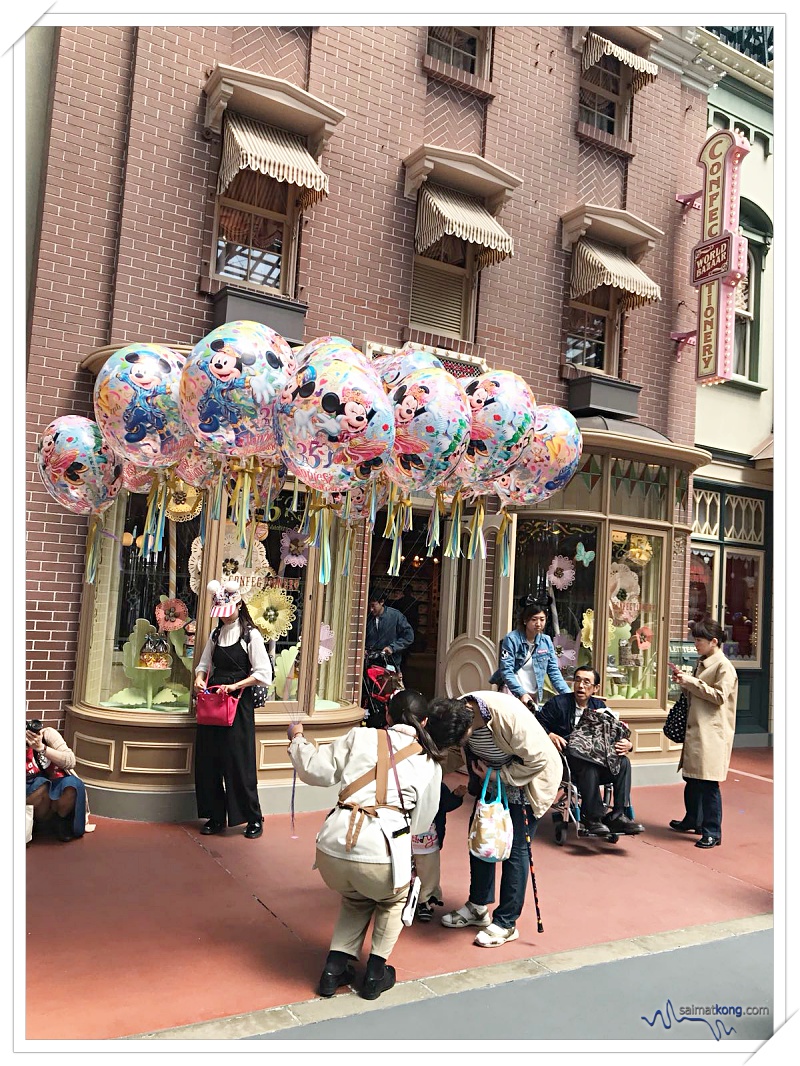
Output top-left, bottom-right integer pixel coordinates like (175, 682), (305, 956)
(444, 489), (464, 559)
(85, 515), (101, 585)
(496, 507), (512, 577)
(467, 497), (486, 560)
(341, 522), (355, 578)
(387, 496), (412, 577)
(426, 487), (446, 556)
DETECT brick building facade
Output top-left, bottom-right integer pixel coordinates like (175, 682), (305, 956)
(27, 25), (739, 817)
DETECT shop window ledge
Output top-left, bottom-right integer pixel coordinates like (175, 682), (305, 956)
(567, 372), (642, 420)
(576, 121), (636, 159)
(422, 55), (494, 99)
(211, 286), (308, 346)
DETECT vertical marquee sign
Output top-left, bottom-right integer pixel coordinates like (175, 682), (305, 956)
(692, 130), (750, 385)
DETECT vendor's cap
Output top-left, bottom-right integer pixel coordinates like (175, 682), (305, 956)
(208, 579), (242, 618)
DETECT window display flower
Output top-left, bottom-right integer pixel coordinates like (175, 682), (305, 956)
(625, 534), (653, 567)
(547, 555), (576, 591)
(155, 598), (189, 632)
(609, 561), (640, 625)
(188, 523), (267, 593)
(553, 632), (578, 672)
(245, 586), (297, 641)
(580, 608), (595, 649)
(318, 622), (335, 664)
(634, 625), (653, 652)
(280, 529), (310, 569)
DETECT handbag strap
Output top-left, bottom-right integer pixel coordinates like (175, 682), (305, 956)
(338, 737), (422, 804)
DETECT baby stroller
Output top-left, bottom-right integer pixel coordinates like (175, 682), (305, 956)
(361, 651), (403, 729)
(550, 753), (635, 846)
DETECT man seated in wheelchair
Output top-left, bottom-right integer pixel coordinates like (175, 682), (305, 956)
(537, 666), (645, 837)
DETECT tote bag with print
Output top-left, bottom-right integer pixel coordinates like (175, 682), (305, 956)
(468, 768), (514, 863)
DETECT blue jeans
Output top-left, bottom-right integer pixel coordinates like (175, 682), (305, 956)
(683, 777), (722, 840)
(468, 801), (537, 930)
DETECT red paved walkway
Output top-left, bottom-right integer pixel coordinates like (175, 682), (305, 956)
(25, 749), (773, 1040)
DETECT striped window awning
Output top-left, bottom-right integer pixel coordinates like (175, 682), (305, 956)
(582, 32), (658, 94)
(571, 239), (661, 311)
(218, 112), (329, 210)
(416, 182), (514, 270)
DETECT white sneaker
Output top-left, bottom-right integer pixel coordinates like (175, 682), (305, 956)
(441, 901), (491, 928)
(473, 922), (519, 947)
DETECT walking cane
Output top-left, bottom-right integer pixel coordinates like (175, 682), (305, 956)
(522, 804), (544, 933)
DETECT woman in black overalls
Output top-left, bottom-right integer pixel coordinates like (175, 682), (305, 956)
(194, 580), (273, 838)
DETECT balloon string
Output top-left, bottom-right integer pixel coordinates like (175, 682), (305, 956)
(85, 515), (100, 585)
(467, 497), (486, 560)
(318, 506), (332, 586)
(291, 476), (300, 514)
(426, 487), (444, 555)
(496, 507), (511, 578)
(341, 522), (354, 577)
(290, 768), (298, 839)
(210, 467), (224, 522)
(368, 478), (379, 530)
(383, 483), (398, 539)
(444, 489), (463, 559)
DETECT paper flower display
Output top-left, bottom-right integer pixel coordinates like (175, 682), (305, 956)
(188, 522), (267, 593)
(634, 625), (654, 652)
(553, 632), (578, 671)
(609, 562), (640, 625)
(580, 609), (595, 649)
(246, 586), (297, 641)
(280, 529), (309, 569)
(547, 555), (576, 591)
(155, 597), (189, 631)
(626, 534), (654, 567)
(318, 622), (335, 664)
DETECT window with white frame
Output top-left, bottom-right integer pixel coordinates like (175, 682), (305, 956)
(565, 286), (619, 374)
(410, 234), (477, 341)
(426, 26), (489, 76)
(213, 170), (298, 295)
(579, 53), (631, 139)
(733, 249), (755, 378)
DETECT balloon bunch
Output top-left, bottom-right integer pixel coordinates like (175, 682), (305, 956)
(36, 323), (583, 586)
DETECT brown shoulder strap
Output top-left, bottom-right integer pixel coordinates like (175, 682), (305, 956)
(338, 736), (424, 805)
(375, 729), (389, 806)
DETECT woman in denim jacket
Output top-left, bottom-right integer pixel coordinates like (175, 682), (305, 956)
(489, 601), (571, 711)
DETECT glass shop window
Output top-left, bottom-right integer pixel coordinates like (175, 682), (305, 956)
(605, 528), (663, 701)
(722, 549), (762, 665)
(610, 459), (670, 521)
(527, 452), (604, 513)
(514, 519), (600, 685)
(688, 545), (719, 633)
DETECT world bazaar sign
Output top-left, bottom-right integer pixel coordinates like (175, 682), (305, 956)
(691, 130), (750, 385)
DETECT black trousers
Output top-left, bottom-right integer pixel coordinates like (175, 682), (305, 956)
(568, 754), (632, 820)
(195, 689), (262, 827)
(683, 777), (722, 840)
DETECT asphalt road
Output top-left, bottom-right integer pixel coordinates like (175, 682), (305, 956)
(253, 930), (773, 1042)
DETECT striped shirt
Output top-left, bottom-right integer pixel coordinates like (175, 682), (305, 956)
(467, 727), (525, 804)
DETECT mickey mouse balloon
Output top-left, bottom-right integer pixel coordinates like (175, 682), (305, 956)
(37, 415), (123, 516)
(179, 320), (292, 458)
(455, 369), (537, 489)
(494, 405), (583, 504)
(274, 354), (395, 494)
(93, 343), (191, 469)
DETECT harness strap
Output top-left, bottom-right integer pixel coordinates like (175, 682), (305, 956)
(337, 738), (422, 804)
(336, 732), (423, 852)
(338, 801), (404, 852)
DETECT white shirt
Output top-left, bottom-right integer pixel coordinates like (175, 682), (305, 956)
(195, 619), (274, 686)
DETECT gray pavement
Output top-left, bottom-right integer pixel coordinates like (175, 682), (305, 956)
(252, 929), (773, 1042)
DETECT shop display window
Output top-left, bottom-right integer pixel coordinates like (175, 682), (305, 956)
(514, 520), (599, 682)
(723, 549), (762, 665)
(610, 460), (669, 521)
(688, 545), (719, 632)
(605, 528), (663, 700)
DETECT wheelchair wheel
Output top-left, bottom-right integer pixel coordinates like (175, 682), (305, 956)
(554, 823), (569, 846)
(606, 833), (620, 844)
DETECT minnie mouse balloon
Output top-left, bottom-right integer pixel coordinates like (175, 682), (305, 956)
(374, 346), (444, 391)
(37, 415), (123, 516)
(329, 476), (390, 522)
(385, 367), (471, 495)
(494, 405), (583, 504)
(93, 343), (191, 468)
(455, 370), (537, 488)
(179, 320), (292, 458)
(274, 356), (395, 494)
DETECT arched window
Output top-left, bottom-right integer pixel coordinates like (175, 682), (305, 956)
(734, 199), (772, 382)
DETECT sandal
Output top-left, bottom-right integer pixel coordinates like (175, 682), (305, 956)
(474, 922), (520, 948)
(441, 901), (491, 928)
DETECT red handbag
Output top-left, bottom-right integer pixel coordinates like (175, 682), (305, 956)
(195, 686), (240, 727)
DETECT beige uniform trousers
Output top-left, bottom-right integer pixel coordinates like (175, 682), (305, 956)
(315, 848), (409, 959)
(413, 850), (442, 904)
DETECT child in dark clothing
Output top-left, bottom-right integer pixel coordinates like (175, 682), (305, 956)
(412, 780), (466, 921)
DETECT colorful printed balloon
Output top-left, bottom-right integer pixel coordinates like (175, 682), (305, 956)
(179, 320), (292, 457)
(122, 460), (155, 494)
(274, 356), (395, 494)
(297, 338), (375, 376)
(329, 476), (390, 522)
(93, 343), (191, 468)
(385, 367), (471, 495)
(455, 370), (537, 488)
(295, 336), (352, 366)
(374, 346), (444, 391)
(494, 405), (583, 504)
(37, 415), (123, 516)
(174, 444), (220, 489)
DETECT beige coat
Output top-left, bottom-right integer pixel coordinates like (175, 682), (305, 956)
(677, 649), (738, 782)
(467, 691), (564, 819)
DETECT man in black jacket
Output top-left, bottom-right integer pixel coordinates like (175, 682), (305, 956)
(537, 666), (644, 837)
(364, 591), (414, 674)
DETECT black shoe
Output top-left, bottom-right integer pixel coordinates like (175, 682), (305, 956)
(200, 819), (225, 835)
(360, 964), (396, 1001)
(54, 816), (74, 842)
(695, 835), (721, 849)
(583, 818), (611, 836)
(416, 901), (434, 923)
(669, 819), (702, 834)
(605, 814), (645, 835)
(243, 821), (263, 839)
(430, 896), (444, 908)
(317, 961), (355, 998)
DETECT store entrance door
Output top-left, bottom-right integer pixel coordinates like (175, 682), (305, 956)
(368, 512), (441, 700)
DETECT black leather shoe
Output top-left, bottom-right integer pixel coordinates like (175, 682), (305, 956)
(583, 818), (611, 836)
(317, 962), (355, 998)
(669, 819), (703, 834)
(200, 819), (225, 835)
(360, 964), (396, 1001)
(243, 821), (263, 839)
(695, 835), (721, 849)
(606, 814), (645, 835)
(54, 816), (74, 842)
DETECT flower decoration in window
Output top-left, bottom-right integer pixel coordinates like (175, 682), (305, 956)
(155, 598), (189, 632)
(609, 561), (640, 625)
(634, 625), (653, 652)
(625, 534), (653, 567)
(188, 522), (268, 593)
(246, 586), (297, 641)
(580, 608), (595, 649)
(553, 632), (579, 671)
(574, 541), (595, 567)
(547, 555), (576, 591)
(280, 529), (310, 569)
(318, 621), (335, 664)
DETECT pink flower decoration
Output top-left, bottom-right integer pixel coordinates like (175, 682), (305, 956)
(547, 555), (576, 591)
(553, 633), (579, 671)
(635, 625), (653, 651)
(155, 598), (189, 632)
(280, 529), (309, 569)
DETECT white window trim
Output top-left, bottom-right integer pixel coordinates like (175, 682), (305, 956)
(565, 290), (622, 376)
(410, 246), (478, 342)
(211, 189), (300, 297)
(426, 26), (492, 79)
(578, 59), (633, 140)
